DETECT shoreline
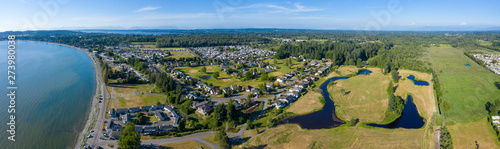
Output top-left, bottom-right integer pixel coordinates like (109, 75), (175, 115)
(34, 41), (102, 149)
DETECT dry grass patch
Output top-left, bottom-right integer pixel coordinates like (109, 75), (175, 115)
(395, 70), (436, 119)
(286, 91), (323, 115)
(336, 66), (359, 76)
(448, 117), (500, 149)
(244, 123), (430, 149)
(117, 95), (164, 108)
(328, 68), (389, 122)
(112, 84), (154, 93)
(160, 140), (209, 149)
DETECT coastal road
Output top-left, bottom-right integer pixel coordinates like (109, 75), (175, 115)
(85, 51), (110, 149)
(93, 124), (248, 149)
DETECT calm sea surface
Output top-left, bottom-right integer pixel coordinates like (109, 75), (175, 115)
(0, 41), (96, 149)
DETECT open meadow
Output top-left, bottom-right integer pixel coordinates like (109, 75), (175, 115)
(426, 46), (500, 123)
(328, 68), (389, 123)
(286, 91), (324, 115)
(448, 118), (500, 149)
(243, 123), (433, 149)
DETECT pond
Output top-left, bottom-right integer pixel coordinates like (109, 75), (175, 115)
(278, 77), (348, 129)
(407, 75), (429, 86)
(465, 64), (471, 66)
(365, 95), (424, 129)
(199, 76), (211, 80)
(357, 69), (372, 75)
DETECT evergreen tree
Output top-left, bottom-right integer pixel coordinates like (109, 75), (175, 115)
(118, 123), (141, 149)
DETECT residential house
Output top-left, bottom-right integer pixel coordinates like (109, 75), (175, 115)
(210, 88), (221, 95)
(116, 108), (128, 115)
(242, 85), (251, 92)
(109, 109), (117, 117)
(231, 85), (239, 91)
(277, 77), (287, 83)
(154, 111), (165, 121)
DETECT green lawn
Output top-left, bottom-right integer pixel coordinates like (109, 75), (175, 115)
(427, 46), (500, 123)
(176, 65), (269, 88)
(169, 51), (195, 59)
(116, 95), (165, 108)
(112, 84), (154, 93)
(263, 59), (305, 77)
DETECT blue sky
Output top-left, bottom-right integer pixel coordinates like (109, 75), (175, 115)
(1, 0), (499, 31)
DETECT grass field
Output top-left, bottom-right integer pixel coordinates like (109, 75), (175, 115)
(202, 136), (220, 146)
(478, 40), (492, 46)
(395, 70), (437, 120)
(111, 84), (154, 93)
(243, 124), (432, 149)
(168, 51), (195, 59)
(176, 65), (268, 88)
(263, 59), (304, 77)
(116, 95), (165, 108)
(160, 140), (209, 149)
(327, 68), (389, 123)
(426, 46), (500, 123)
(448, 118), (500, 149)
(286, 91), (323, 115)
(335, 65), (359, 76)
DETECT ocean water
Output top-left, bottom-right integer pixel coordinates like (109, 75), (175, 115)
(0, 41), (96, 149)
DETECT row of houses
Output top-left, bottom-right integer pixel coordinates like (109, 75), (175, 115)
(274, 74), (316, 109)
(106, 120), (174, 137)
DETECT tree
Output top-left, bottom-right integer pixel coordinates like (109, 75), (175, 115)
(178, 119), (186, 131)
(260, 72), (269, 81)
(201, 66), (207, 73)
(214, 104), (226, 122)
(247, 119), (252, 129)
(226, 100), (236, 122)
(212, 71), (220, 79)
(356, 58), (362, 68)
(391, 69), (399, 83)
(387, 81), (394, 94)
(216, 129), (231, 149)
(440, 126), (453, 149)
(350, 117), (359, 126)
(118, 123), (141, 149)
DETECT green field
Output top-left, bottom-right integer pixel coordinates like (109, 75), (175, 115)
(426, 46), (500, 123)
(176, 65), (268, 88)
(116, 95), (165, 108)
(328, 68), (390, 123)
(448, 118), (500, 148)
(263, 59), (305, 77)
(169, 51), (195, 59)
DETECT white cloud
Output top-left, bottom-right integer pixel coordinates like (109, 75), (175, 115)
(136, 13), (217, 20)
(222, 2), (322, 14)
(410, 22), (415, 26)
(459, 22), (467, 26)
(134, 6), (161, 12)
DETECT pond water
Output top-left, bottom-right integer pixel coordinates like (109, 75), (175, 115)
(465, 64), (471, 66)
(407, 75), (429, 86)
(365, 95), (425, 129)
(278, 77), (348, 129)
(357, 69), (372, 75)
(199, 76), (211, 80)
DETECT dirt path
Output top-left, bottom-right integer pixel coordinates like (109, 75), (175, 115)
(435, 129), (441, 149)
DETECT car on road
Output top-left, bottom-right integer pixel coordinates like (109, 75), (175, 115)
(88, 135), (92, 138)
(90, 130), (94, 133)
